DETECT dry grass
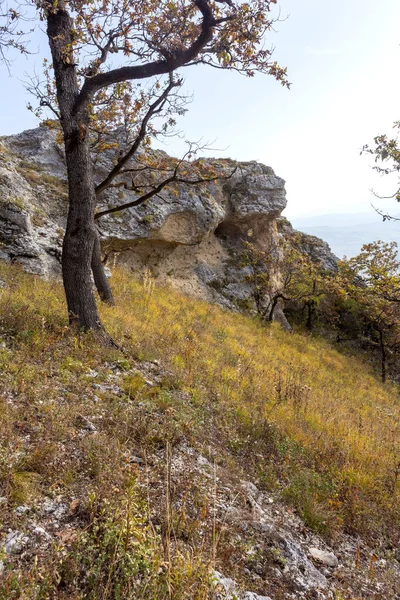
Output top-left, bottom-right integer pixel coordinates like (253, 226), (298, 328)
(101, 268), (400, 539)
(0, 263), (399, 597)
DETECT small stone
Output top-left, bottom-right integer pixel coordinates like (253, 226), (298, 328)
(197, 454), (211, 466)
(309, 547), (339, 568)
(377, 558), (387, 567)
(129, 455), (144, 465)
(3, 530), (29, 554)
(242, 593), (272, 600)
(75, 415), (97, 432)
(86, 369), (99, 378)
(14, 505), (30, 515)
(0, 497), (7, 505)
(0, 560), (4, 575)
(41, 499), (68, 519)
(241, 481), (260, 499)
(31, 525), (52, 540)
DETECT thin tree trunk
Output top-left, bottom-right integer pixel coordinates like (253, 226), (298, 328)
(379, 329), (387, 383)
(268, 295), (279, 321)
(91, 232), (115, 305)
(306, 300), (314, 331)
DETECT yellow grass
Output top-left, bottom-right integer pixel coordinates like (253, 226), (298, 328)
(104, 268), (400, 538)
(0, 262), (399, 596)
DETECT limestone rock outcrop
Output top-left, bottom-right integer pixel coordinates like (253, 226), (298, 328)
(278, 217), (338, 271)
(0, 127), (287, 310)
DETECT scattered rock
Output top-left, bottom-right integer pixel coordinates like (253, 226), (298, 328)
(92, 382), (123, 396)
(212, 570), (272, 600)
(309, 547), (339, 568)
(31, 524), (52, 541)
(197, 454), (212, 467)
(0, 561), (4, 575)
(86, 369), (99, 378)
(129, 455), (144, 465)
(3, 530), (29, 554)
(281, 537), (328, 591)
(212, 570), (238, 598)
(41, 498), (68, 520)
(242, 593), (272, 600)
(75, 414), (97, 432)
(14, 505), (31, 515)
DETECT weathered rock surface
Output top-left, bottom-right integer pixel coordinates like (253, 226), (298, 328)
(278, 216), (338, 271)
(0, 127), (287, 311)
(309, 547), (339, 568)
(212, 570), (272, 600)
(2, 530), (29, 554)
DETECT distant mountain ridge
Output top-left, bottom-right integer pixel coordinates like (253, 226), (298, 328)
(290, 212), (400, 258)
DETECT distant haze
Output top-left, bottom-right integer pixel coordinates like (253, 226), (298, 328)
(290, 212), (400, 259)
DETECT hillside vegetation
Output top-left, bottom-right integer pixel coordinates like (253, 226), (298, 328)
(0, 264), (399, 598)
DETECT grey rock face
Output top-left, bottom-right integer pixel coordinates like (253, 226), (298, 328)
(241, 480), (328, 593)
(226, 164), (286, 222)
(4, 127), (67, 180)
(0, 127), (288, 313)
(278, 217), (338, 271)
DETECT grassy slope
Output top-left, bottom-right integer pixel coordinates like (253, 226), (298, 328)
(0, 264), (399, 598)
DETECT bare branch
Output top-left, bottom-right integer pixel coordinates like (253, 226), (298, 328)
(95, 76), (180, 195)
(372, 204), (400, 222)
(95, 165), (237, 219)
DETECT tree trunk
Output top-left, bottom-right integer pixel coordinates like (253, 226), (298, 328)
(91, 232), (115, 305)
(306, 300), (315, 331)
(379, 329), (387, 383)
(62, 142), (103, 330)
(47, 2), (111, 331)
(268, 295), (280, 321)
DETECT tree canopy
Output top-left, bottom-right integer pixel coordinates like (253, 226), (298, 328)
(362, 120), (400, 218)
(340, 241), (400, 382)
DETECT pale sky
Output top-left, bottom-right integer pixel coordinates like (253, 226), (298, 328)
(0, 0), (399, 218)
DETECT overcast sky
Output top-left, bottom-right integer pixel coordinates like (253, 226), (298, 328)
(0, 0), (399, 218)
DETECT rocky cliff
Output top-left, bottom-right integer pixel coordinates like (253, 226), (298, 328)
(0, 127), (287, 311)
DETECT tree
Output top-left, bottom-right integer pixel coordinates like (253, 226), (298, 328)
(340, 241), (400, 383)
(0, 2), (25, 60)
(24, 0), (289, 335)
(362, 120), (400, 220)
(244, 234), (338, 329)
